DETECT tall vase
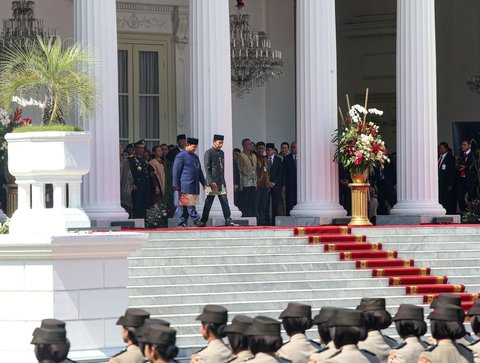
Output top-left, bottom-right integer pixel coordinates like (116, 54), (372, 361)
(348, 168), (372, 226)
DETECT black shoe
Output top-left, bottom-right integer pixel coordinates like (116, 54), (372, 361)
(178, 222), (188, 228)
(225, 219), (239, 227)
(194, 221), (206, 227)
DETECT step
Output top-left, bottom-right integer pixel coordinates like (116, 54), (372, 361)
(371, 267), (431, 277)
(430, 267), (480, 276)
(128, 260), (357, 276)
(128, 252), (339, 266)
(381, 241), (480, 251)
(405, 284), (465, 294)
(339, 250), (397, 260)
(128, 277), (390, 295)
(320, 243), (382, 252)
(128, 269), (372, 285)
(308, 235), (366, 243)
(387, 276), (448, 286)
(396, 250), (480, 259)
(129, 286), (406, 305)
(373, 236), (480, 244)
(143, 236), (308, 248)
(415, 258), (480, 268)
(352, 227), (480, 236)
(147, 229), (294, 240)
(355, 259), (414, 268)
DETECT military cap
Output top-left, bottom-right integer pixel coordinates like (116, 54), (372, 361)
(245, 316), (281, 336)
(134, 139), (146, 148)
(40, 319), (66, 329)
(116, 308), (150, 328)
(137, 318), (171, 339)
(213, 134), (224, 141)
(392, 304), (424, 321)
(224, 315), (254, 334)
(187, 137), (199, 145)
(124, 143), (135, 151)
(31, 327), (67, 345)
(279, 302), (312, 319)
(357, 297), (386, 312)
(430, 294), (461, 308)
(177, 134), (187, 141)
(467, 299), (480, 316)
(138, 324), (177, 345)
(327, 309), (364, 327)
(428, 303), (464, 322)
(196, 305), (228, 324)
(313, 307), (338, 325)
(266, 143), (275, 149)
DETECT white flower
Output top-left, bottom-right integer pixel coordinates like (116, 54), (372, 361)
(368, 108), (384, 116)
(11, 96), (46, 109)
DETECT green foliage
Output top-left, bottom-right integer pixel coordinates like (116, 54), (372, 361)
(146, 203), (168, 228)
(462, 199), (480, 223)
(12, 124), (84, 133)
(0, 36), (97, 125)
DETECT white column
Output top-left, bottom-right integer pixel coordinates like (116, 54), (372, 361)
(390, 0), (445, 216)
(189, 0), (240, 218)
(74, 0), (128, 220)
(290, 0), (346, 218)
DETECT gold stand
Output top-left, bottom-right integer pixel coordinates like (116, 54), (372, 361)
(5, 183), (18, 218)
(348, 182), (372, 226)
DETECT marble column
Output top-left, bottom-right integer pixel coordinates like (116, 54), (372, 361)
(189, 0), (240, 218)
(390, 0), (445, 216)
(74, 0), (129, 221)
(290, 0), (346, 218)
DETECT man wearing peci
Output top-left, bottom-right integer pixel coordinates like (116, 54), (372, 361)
(266, 143), (283, 225)
(282, 141), (297, 215)
(200, 134), (238, 227)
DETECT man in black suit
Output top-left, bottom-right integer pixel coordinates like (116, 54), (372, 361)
(457, 139), (478, 212)
(438, 142), (457, 214)
(200, 134), (237, 227)
(266, 143), (283, 225)
(282, 141), (297, 215)
(374, 150), (397, 215)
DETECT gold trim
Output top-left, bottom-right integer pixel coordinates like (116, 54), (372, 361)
(327, 244), (336, 252)
(403, 260), (411, 267)
(454, 285), (463, 292)
(419, 268), (428, 276)
(340, 226), (349, 235)
(375, 269), (384, 276)
(343, 252), (352, 260)
(409, 286), (418, 293)
(312, 236), (321, 243)
(436, 276), (445, 284)
(355, 235), (364, 242)
(391, 277), (401, 285)
(426, 295), (435, 304)
(387, 251), (395, 259)
(360, 260), (367, 268)
(473, 293), (479, 300)
(371, 243), (379, 251)
(297, 227), (305, 236)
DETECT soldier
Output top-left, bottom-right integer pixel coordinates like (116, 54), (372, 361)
(225, 315), (255, 363)
(244, 316), (286, 363)
(278, 302), (321, 363)
(357, 298), (397, 363)
(173, 137), (207, 227)
(418, 303), (474, 363)
(191, 304), (234, 363)
(387, 304), (428, 363)
(137, 318), (171, 354)
(139, 324), (179, 363)
(466, 300), (480, 363)
(31, 321), (76, 363)
(129, 139), (152, 219)
(200, 134), (238, 227)
(110, 308), (150, 363)
(309, 307), (340, 363)
(324, 309), (379, 363)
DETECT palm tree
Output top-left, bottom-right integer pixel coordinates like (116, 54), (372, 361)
(0, 36), (96, 125)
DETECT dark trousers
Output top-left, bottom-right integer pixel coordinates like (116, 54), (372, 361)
(256, 188), (270, 225)
(201, 194), (231, 222)
(439, 185), (457, 215)
(269, 188), (281, 225)
(180, 206), (200, 224)
(457, 178), (477, 212)
(285, 188), (297, 216)
(377, 180), (396, 215)
(240, 186), (257, 217)
(132, 184), (150, 218)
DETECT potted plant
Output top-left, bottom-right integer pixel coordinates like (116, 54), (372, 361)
(0, 36), (97, 234)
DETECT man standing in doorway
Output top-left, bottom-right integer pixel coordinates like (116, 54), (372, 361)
(282, 141), (297, 215)
(457, 139), (478, 212)
(237, 138), (257, 217)
(173, 137), (206, 227)
(266, 143), (283, 225)
(438, 142), (456, 214)
(200, 134), (238, 227)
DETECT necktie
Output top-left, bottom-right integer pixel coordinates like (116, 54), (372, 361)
(270, 156), (273, 166)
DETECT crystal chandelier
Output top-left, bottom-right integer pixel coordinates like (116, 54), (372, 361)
(230, 0), (284, 97)
(0, 1), (56, 50)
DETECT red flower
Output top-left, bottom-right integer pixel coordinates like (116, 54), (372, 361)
(21, 118), (32, 126)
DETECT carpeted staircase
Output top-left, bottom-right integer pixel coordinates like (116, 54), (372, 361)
(126, 225), (480, 359)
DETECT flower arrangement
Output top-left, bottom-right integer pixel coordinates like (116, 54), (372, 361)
(333, 89), (389, 176)
(146, 202), (168, 228)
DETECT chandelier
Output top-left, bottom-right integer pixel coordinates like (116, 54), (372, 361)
(0, 1), (56, 50)
(230, 0), (284, 97)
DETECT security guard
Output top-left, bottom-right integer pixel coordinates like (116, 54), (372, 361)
(110, 308), (150, 363)
(418, 303), (474, 363)
(309, 307), (340, 363)
(278, 302), (321, 363)
(225, 315), (255, 363)
(324, 309), (379, 363)
(139, 324), (179, 363)
(357, 298), (397, 363)
(244, 316), (287, 363)
(31, 322), (77, 363)
(387, 304), (428, 363)
(191, 304), (235, 363)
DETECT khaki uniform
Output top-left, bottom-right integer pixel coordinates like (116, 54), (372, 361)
(469, 339), (480, 363)
(278, 333), (320, 363)
(248, 352), (280, 363)
(387, 336), (428, 363)
(417, 339), (474, 363)
(229, 350), (255, 363)
(358, 330), (398, 363)
(309, 341), (338, 363)
(191, 339), (235, 363)
(325, 344), (379, 363)
(110, 345), (145, 363)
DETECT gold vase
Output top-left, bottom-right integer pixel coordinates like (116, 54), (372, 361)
(348, 168), (372, 226)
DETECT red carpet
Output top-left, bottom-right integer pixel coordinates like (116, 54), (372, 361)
(294, 226), (479, 311)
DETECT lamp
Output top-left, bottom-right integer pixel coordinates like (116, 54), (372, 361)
(230, 0), (284, 97)
(0, 1), (56, 50)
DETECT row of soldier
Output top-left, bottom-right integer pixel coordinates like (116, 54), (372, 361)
(30, 294), (480, 363)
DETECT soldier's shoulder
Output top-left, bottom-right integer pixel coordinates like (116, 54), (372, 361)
(278, 357), (292, 363)
(393, 341), (406, 350)
(110, 348), (127, 358)
(470, 338), (480, 346)
(383, 334), (398, 348)
(359, 349), (376, 358)
(426, 344), (438, 352)
(308, 339), (323, 350)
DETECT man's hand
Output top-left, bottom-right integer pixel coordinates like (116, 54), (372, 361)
(210, 182), (218, 191)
